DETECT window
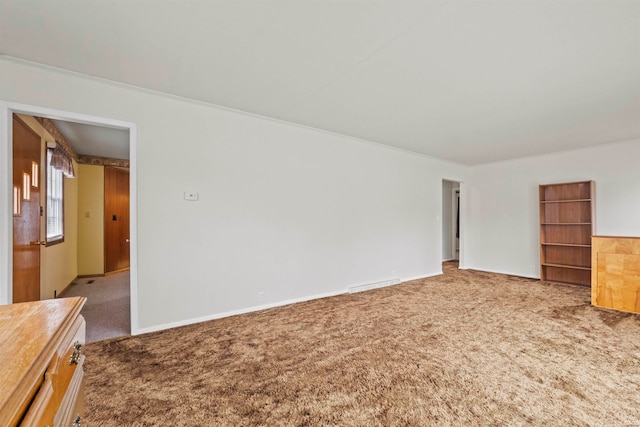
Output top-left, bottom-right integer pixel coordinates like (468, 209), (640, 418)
(46, 148), (64, 244)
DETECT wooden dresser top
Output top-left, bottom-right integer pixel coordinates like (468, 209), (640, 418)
(0, 297), (86, 424)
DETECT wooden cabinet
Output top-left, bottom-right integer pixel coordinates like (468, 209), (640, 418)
(0, 297), (86, 427)
(539, 181), (594, 286)
(591, 236), (640, 314)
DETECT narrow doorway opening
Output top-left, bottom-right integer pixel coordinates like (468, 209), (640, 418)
(453, 188), (460, 261)
(442, 179), (462, 267)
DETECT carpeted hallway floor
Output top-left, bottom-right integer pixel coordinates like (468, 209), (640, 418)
(60, 271), (130, 343)
(83, 263), (640, 426)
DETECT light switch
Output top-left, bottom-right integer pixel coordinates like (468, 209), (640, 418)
(184, 192), (199, 201)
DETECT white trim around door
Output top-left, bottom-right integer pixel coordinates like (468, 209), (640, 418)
(0, 100), (140, 335)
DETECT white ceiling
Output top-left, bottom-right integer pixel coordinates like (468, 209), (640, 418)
(1, 0), (638, 165)
(50, 119), (130, 160)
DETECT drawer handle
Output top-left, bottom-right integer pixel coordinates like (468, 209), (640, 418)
(72, 415), (82, 427)
(70, 342), (83, 365)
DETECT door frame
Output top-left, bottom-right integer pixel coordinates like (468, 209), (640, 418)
(441, 179), (465, 269)
(0, 101), (139, 334)
(456, 182), (465, 269)
(451, 188), (460, 261)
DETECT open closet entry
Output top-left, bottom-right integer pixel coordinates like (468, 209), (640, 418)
(442, 180), (461, 262)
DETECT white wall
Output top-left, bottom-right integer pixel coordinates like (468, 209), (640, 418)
(40, 165), (79, 299)
(77, 164), (104, 276)
(465, 139), (640, 277)
(0, 57), (467, 332)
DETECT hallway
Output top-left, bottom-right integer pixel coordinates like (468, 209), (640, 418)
(60, 271), (130, 343)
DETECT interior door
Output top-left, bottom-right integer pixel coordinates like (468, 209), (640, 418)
(104, 166), (130, 273)
(12, 115), (42, 303)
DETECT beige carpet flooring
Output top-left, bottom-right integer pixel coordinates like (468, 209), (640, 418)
(60, 271), (130, 343)
(83, 263), (640, 426)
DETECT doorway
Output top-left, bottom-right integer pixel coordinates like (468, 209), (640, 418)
(442, 179), (462, 263)
(0, 101), (139, 336)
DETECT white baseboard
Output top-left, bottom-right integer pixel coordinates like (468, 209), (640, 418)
(463, 265), (538, 279)
(348, 278), (401, 293)
(134, 270), (445, 336)
(135, 289), (347, 336)
(402, 272), (442, 282)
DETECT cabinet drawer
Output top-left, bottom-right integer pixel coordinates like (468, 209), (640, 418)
(21, 376), (56, 427)
(54, 316), (86, 402)
(54, 355), (85, 427)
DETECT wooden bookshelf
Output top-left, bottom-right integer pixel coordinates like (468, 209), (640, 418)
(539, 181), (594, 286)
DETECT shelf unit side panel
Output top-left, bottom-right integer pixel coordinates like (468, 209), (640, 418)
(590, 181), (596, 235)
(539, 186), (546, 280)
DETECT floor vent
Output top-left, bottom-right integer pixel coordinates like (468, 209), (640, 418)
(348, 278), (401, 294)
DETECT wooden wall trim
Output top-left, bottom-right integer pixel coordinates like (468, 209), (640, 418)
(32, 117), (129, 168)
(33, 117), (78, 160)
(77, 155), (129, 168)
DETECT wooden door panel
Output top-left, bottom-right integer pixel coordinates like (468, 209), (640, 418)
(104, 167), (130, 273)
(12, 115), (41, 303)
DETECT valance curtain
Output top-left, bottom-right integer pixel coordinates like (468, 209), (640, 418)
(50, 143), (75, 178)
